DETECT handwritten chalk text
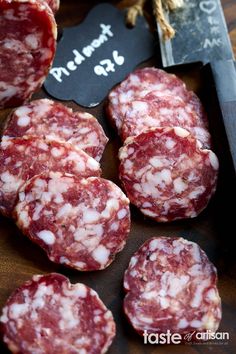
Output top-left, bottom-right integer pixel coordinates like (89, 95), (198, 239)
(94, 50), (125, 76)
(199, 0), (222, 50)
(50, 23), (114, 83)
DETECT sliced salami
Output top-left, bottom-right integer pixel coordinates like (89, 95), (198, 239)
(119, 127), (219, 222)
(123, 237), (222, 336)
(121, 95), (211, 148)
(0, 137), (101, 217)
(3, 99), (108, 161)
(143, 90), (208, 129)
(0, 0), (57, 108)
(15, 172), (130, 271)
(0, 273), (116, 354)
(44, 0), (60, 13)
(107, 67), (207, 133)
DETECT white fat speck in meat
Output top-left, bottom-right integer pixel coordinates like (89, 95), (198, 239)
(37, 230), (55, 245)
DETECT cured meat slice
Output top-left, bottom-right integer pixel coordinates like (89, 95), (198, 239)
(123, 237), (222, 336)
(143, 90), (208, 129)
(0, 137), (101, 217)
(121, 95), (211, 148)
(0, 273), (116, 354)
(38, 0), (60, 14)
(3, 99), (108, 161)
(15, 172), (130, 271)
(107, 67), (207, 132)
(44, 0), (60, 13)
(0, 0), (57, 108)
(119, 127), (219, 222)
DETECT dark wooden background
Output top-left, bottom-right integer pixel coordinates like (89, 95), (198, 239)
(0, 1), (236, 353)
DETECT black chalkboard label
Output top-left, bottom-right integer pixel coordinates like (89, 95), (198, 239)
(44, 4), (155, 107)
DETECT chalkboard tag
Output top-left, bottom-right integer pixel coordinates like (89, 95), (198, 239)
(44, 3), (155, 107)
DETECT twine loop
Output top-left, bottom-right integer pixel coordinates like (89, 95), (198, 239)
(125, 0), (184, 40)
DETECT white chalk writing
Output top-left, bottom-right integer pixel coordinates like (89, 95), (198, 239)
(199, 0), (221, 50)
(94, 51), (125, 77)
(203, 37), (222, 48)
(207, 15), (219, 26)
(50, 24), (114, 83)
(199, 1), (217, 15)
(210, 26), (220, 34)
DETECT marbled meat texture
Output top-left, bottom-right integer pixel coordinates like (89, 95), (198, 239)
(3, 99), (109, 161)
(0, 0), (57, 108)
(123, 237), (221, 336)
(106, 67), (208, 133)
(121, 94), (211, 149)
(0, 273), (116, 354)
(44, 0), (60, 13)
(15, 172), (131, 271)
(0, 137), (100, 217)
(119, 127), (219, 222)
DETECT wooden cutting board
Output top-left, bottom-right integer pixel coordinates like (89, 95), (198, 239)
(0, 1), (236, 353)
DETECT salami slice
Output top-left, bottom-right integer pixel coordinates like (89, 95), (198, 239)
(0, 137), (101, 217)
(3, 99), (109, 161)
(121, 95), (211, 148)
(44, 0), (60, 13)
(119, 127), (219, 222)
(143, 90), (208, 129)
(123, 237), (222, 337)
(15, 172), (130, 271)
(0, 273), (116, 354)
(0, 0), (57, 108)
(107, 67), (207, 133)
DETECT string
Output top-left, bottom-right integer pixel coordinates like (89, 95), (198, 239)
(124, 0), (184, 40)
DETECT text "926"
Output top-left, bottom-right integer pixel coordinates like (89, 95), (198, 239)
(94, 50), (125, 77)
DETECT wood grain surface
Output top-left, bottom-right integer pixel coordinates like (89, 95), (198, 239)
(0, 1), (236, 354)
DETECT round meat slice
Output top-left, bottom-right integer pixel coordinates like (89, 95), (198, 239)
(0, 0), (57, 108)
(119, 127), (219, 222)
(3, 99), (108, 161)
(149, 90), (209, 130)
(121, 95), (211, 148)
(123, 237), (222, 337)
(106, 67), (207, 132)
(0, 273), (116, 354)
(0, 137), (101, 217)
(44, 0), (60, 13)
(15, 173), (131, 271)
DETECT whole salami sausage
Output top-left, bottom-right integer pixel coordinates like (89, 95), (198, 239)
(3, 99), (108, 161)
(0, 137), (101, 217)
(119, 127), (219, 222)
(0, 273), (116, 354)
(123, 237), (222, 338)
(15, 172), (130, 271)
(0, 0), (57, 108)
